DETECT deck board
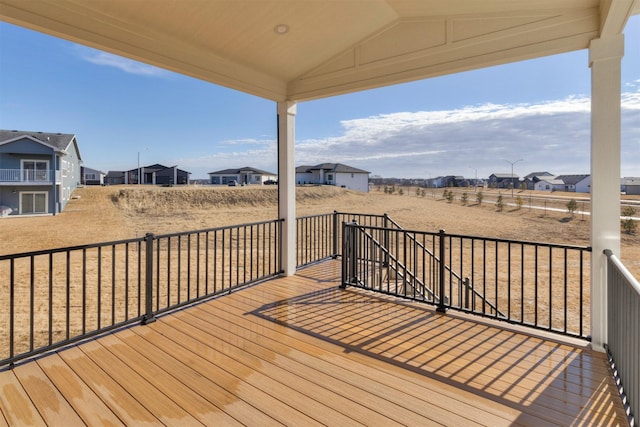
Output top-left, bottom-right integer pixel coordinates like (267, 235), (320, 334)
(0, 260), (629, 426)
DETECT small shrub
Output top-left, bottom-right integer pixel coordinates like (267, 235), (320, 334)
(621, 206), (637, 234)
(460, 192), (468, 206)
(566, 199), (578, 217)
(496, 194), (504, 212)
(398, 188), (404, 196)
(445, 190), (454, 203)
(476, 191), (484, 206)
(442, 189), (449, 200)
(515, 195), (523, 210)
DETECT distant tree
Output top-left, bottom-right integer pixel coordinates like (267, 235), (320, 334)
(566, 199), (578, 217)
(496, 194), (504, 212)
(621, 206), (637, 234)
(476, 191), (484, 206)
(460, 192), (468, 206)
(515, 195), (523, 210)
(445, 190), (454, 203)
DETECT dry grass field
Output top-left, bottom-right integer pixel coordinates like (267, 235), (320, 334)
(1, 184), (638, 276)
(1, 185), (638, 361)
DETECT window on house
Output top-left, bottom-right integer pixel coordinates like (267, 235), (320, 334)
(20, 192), (48, 214)
(22, 160), (49, 181)
(85, 173), (96, 180)
(327, 174), (333, 181)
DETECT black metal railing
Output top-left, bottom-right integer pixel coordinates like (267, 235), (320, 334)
(296, 211), (398, 267)
(0, 219), (282, 367)
(605, 249), (639, 426)
(341, 222), (591, 339)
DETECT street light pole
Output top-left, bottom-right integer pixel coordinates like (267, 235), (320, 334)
(503, 159), (523, 197)
(137, 151), (140, 185)
(469, 166), (478, 192)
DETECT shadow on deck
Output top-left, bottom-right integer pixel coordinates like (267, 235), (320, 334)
(0, 260), (627, 426)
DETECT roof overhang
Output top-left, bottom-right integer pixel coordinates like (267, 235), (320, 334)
(1, 1), (637, 102)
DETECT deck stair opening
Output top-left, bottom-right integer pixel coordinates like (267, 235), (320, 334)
(342, 220), (504, 318)
(341, 220), (591, 340)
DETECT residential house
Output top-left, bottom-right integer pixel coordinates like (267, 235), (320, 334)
(556, 175), (591, 193)
(208, 166), (277, 185)
(621, 177), (640, 195)
(534, 177), (565, 192)
(423, 176), (465, 188)
(522, 172), (553, 190)
(488, 173), (519, 189)
(104, 171), (125, 185)
(125, 164), (191, 185)
(295, 163), (369, 192)
(0, 129), (82, 216)
(81, 166), (105, 186)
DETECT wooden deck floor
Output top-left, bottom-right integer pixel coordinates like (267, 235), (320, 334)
(0, 260), (628, 426)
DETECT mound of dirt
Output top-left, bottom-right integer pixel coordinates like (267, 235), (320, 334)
(112, 185), (361, 215)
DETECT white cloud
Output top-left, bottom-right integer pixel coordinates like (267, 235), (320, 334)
(174, 91), (640, 180)
(288, 93), (639, 178)
(76, 47), (167, 76)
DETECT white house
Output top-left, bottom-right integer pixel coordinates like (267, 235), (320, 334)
(208, 166), (276, 185)
(295, 163), (369, 192)
(534, 177), (565, 192)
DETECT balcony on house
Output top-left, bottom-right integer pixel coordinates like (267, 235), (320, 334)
(0, 168), (61, 185)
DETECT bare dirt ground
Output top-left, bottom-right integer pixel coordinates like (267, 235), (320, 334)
(1, 184), (638, 277)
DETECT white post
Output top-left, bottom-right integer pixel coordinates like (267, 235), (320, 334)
(589, 34), (624, 351)
(277, 101), (297, 276)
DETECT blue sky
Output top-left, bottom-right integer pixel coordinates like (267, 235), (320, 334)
(1, 17), (639, 180)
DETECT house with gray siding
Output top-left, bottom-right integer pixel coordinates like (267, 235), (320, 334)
(556, 175), (591, 193)
(0, 130), (82, 216)
(81, 166), (105, 186)
(621, 177), (640, 195)
(488, 173), (519, 189)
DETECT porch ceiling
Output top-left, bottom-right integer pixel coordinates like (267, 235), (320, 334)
(1, 1), (638, 102)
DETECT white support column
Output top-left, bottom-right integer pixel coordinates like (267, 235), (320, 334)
(277, 101), (297, 276)
(589, 35), (624, 351)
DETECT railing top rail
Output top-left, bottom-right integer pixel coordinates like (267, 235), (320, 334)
(153, 218), (284, 240)
(0, 236), (145, 261)
(334, 211), (388, 219)
(344, 222), (592, 251)
(296, 213), (334, 220)
(604, 249), (640, 296)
